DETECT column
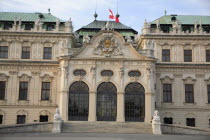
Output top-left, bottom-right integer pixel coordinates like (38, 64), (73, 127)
(88, 91), (97, 122)
(116, 92), (125, 122)
(145, 92), (155, 123)
(60, 90), (68, 121)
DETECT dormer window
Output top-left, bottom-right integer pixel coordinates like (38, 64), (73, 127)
(3, 23), (12, 30)
(25, 24), (33, 30)
(46, 24), (54, 31)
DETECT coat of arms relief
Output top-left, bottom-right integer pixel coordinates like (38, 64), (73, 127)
(93, 33), (123, 57)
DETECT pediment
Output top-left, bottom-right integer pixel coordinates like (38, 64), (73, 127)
(70, 31), (153, 61)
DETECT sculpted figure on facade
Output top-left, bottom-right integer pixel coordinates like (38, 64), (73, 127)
(194, 21), (198, 29)
(65, 18), (73, 32)
(101, 21), (113, 31)
(54, 108), (62, 121)
(83, 34), (90, 43)
(125, 36), (133, 44)
(56, 18), (60, 26)
(14, 17), (17, 26)
(144, 19), (151, 28)
(134, 35), (140, 43)
(156, 19), (160, 28)
(172, 20), (181, 29)
(18, 18), (22, 26)
(152, 110), (160, 122)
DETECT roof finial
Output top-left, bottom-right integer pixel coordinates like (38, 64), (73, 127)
(94, 0), (98, 20)
(164, 10), (167, 16)
(48, 8), (51, 14)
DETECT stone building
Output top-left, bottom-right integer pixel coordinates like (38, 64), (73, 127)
(0, 12), (210, 130)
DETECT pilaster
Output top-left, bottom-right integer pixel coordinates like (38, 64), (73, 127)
(116, 91), (125, 122)
(88, 91), (97, 122)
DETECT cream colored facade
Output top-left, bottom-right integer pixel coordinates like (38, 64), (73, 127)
(0, 15), (210, 130)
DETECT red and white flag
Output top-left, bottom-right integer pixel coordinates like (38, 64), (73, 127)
(109, 9), (115, 19)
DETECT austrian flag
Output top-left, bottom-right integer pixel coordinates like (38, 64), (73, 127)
(109, 9), (119, 22)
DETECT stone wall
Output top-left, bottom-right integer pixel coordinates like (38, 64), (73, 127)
(0, 122), (53, 133)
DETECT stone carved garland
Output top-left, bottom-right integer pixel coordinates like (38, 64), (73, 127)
(41, 74), (53, 82)
(93, 33), (123, 57)
(0, 73), (8, 81)
(18, 74), (31, 81)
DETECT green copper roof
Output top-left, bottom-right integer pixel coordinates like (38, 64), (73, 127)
(0, 12), (64, 22)
(80, 20), (137, 31)
(152, 15), (210, 25)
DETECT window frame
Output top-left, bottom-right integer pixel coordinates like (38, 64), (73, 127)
(17, 115), (26, 124)
(21, 46), (31, 59)
(207, 85), (210, 103)
(39, 115), (49, 122)
(3, 23), (12, 30)
(163, 84), (172, 102)
(162, 49), (170, 62)
(185, 84), (194, 103)
(41, 82), (51, 100)
(19, 82), (28, 100)
(46, 24), (54, 31)
(0, 115), (3, 124)
(164, 117), (173, 124)
(184, 50), (192, 62)
(0, 81), (6, 100)
(24, 24), (33, 30)
(0, 46), (8, 59)
(43, 47), (52, 60)
(206, 50), (210, 62)
(186, 118), (195, 127)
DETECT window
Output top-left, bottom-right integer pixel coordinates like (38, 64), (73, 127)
(101, 70), (114, 77)
(162, 49), (170, 62)
(209, 119), (210, 128)
(19, 82), (28, 100)
(17, 115), (26, 124)
(182, 26), (191, 33)
(184, 50), (192, 62)
(21, 47), (30, 59)
(163, 84), (172, 102)
(128, 70), (141, 77)
(40, 115), (48, 122)
(161, 26), (170, 33)
(0, 115), (3, 124)
(207, 85), (210, 103)
(186, 118), (195, 127)
(73, 69), (86, 76)
(46, 25), (54, 31)
(206, 50), (210, 62)
(0, 81), (6, 100)
(185, 84), (194, 103)
(164, 117), (173, 124)
(3, 23), (12, 30)
(43, 47), (52, 59)
(41, 82), (50, 100)
(0, 46), (8, 58)
(25, 24), (33, 30)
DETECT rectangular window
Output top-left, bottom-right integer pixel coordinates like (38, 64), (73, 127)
(162, 49), (170, 62)
(25, 24), (33, 30)
(0, 115), (3, 124)
(21, 47), (30, 59)
(17, 115), (26, 124)
(46, 25), (54, 31)
(164, 117), (173, 124)
(19, 82), (28, 100)
(43, 47), (52, 59)
(0, 46), (8, 58)
(209, 119), (210, 128)
(3, 23), (12, 30)
(186, 118), (195, 127)
(206, 50), (210, 62)
(0, 81), (6, 100)
(40, 115), (48, 122)
(185, 84), (194, 103)
(184, 50), (192, 62)
(163, 84), (172, 102)
(41, 82), (50, 100)
(208, 85), (210, 103)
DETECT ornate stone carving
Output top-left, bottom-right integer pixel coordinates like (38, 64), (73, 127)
(185, 113), (196, 118)
(119, 67), (124, 78)
(9, 71), (18, 75)
(62, 66), (68, 79)
(54, 108), (61, 121)
(125, 36), (133, 44)
(0, 73), (8, 81)
(40, 110), (51, 116)
(173, 73), (182, 78)
(83, 34), (90, 43)
(31, 71), (41, 76)
(183, 76), (196, 84)
(18, 74), (31, 81)
(41, 74), (53, 82)
(17, 110), (28, 115)
(152, 110), (162, 135)
(90, 66), (96, 79)
(160, 76), (174, 83)
(93, 33), (123, 57)
(102, 76), (111, 82)
(195, 74), (205, 78)
(144, 19), (151, 28)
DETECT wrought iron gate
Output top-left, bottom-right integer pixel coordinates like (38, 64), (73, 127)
(125, 83), (145, 122)
(97, 82), (117, 121)
(68, 81), (89, 121)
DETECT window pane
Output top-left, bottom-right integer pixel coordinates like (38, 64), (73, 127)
(162, 49), (170, 62)
(208, 85), (210, 103)
(0, 81), (6, 100)
(184, 50), (192, 62)
(0, 46), (8, 58)
(19, 82), (28, 100)
(164, 117), (173, 124)
(163, 84), (172, 102)
(22, 47), (30, 59)
(185, 84), (194, 103)
(0, 115), (3, 124)
(40, 115), (48, 122)
(43, 47), (52, 59)
(17, 115), (26, 124)
(186, 118), (195, 127)
(41, 82), (50, 100)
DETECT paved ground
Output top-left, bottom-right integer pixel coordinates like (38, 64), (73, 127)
(0, 133), (209, 140)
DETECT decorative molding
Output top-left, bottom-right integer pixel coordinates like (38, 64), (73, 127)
(184, 113), (196, 118)
(9, 71), (18, 75)
(160, 76), (174, 83)
(162, 112), (173, 118)
(18, 74), (31, 81)
(102, 76), (111, 82)
(183, 76), (196, 84)
(0, 73), (9, 81)
(173, 73), (183, 78)
(195, 74), (205, 78)
(39, 110), (51, 116)
(17, 110), (28, 116)
(31, 71), (41, 76)
(41, 74), (53, 82)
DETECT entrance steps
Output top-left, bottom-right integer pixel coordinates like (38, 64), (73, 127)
(62, 121), (152, 134)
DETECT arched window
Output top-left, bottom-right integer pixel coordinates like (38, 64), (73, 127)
(128, 70), (141, 77)
(101, 70), (114, 77)
(73, 69), (86, 76)
(68, 81), (89, 121)
(125, 83), (145, 122)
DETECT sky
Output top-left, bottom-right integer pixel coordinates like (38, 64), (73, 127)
(0, 0), (210, 32)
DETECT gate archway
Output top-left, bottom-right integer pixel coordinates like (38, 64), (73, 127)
(97, 82), (117, 121)
(68, 81), (89, 121)
(125, 82), (145, 122)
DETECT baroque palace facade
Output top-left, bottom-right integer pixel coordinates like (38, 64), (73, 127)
(0, 12), (210, 129)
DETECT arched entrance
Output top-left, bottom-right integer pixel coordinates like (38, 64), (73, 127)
(125, 82), (145, 122)
(97, 82), (117, 121)
(68, 81), (89, 121)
